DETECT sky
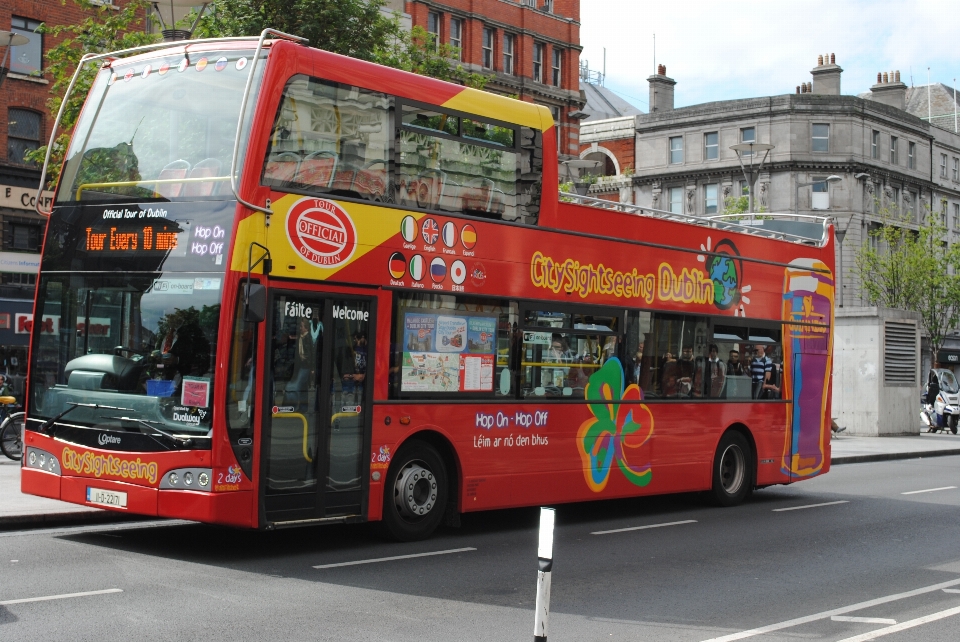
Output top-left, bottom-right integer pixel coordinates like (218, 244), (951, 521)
(580, 0), (960, 112)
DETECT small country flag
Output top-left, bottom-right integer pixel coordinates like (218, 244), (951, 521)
(400, 215), (417, 243)
(158, 62), (170, 75)
(178, 59), (189, 72)
(389, 252), (406, 279)
(123, 69), (134, 82)
(108, 72), (117, 85)
(430, 257), (447, 282)
(140, 65), (152, 79)
(196, 57), (209, 72)
(422, 218), (439, 245)
(451, 260), (467, 285)
(442, 221), (457, 247)
(460, 224), (477, 249)
(215, 57), (229, 72)
(409, 255), (425, 281)
(236, 57), (248, 70)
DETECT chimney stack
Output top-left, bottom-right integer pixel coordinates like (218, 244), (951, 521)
(648, 65), (677, 112)
(811, 52), (842, 95)
(870, 69), (907, 110)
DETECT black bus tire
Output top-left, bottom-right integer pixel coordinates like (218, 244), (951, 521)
(710, 431), (753, 507)
(381, 440), (448, 542)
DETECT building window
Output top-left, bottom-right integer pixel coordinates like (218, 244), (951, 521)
(954, 203), (960, 230)
(9, 17), (42, 76)
(533, 42), (545, 83)
(908, 142), (916, 169)
(542, 0), (554, 12)
(740, 126), (755, 156)
(890, 136), (898, 165)
(449, 18), (463, 60)
(704, 131), (718, 160)
(954, 158), (959, 182)
(502, 33), (514, 75)
(552, 48), (562, 86)
(891, 186), (900, 213)
(812, 124), (829, 152)
(669, 136), (683, 164)
(668, 187), (682, 214)
(482, 27), (494, 69)
(7, 108), (41, 166)
(426, 11), (440, 48)
(0, 272), (36, 286)
(6, 223), (41, 251)
(705, 184), (718, 214)
(942, 199), (949, 225)
(941, 154), (948, 177)
(872, 131), (880, 159)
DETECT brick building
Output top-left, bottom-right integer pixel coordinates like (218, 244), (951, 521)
(404, 0), (584, 160)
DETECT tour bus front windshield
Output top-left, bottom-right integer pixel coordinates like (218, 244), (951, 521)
(56, 48), (264, 204)
(30, 273), (222, 437)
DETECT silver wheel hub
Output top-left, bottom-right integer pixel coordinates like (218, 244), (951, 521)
(719, 444), (745, 494)
(395, 463), (437, 519)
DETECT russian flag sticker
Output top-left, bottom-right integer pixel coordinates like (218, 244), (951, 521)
(389, 252), (406, 279)
(430, 257), (447, 283)
(409, 255), (424, 281)
(451, 260), (467, 285)
(400, 215), (417, 243)
(442, 221), (457, 248)
(460, 224), (477, 249)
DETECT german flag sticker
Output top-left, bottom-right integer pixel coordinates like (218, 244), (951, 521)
(389, 252), (406, 279)
(409, 255), (424, 281)
(460, 224), (477, 249)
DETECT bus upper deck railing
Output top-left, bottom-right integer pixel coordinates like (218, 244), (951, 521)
(559, 192), (834, 247)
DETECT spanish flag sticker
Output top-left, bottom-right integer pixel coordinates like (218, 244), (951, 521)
(460, 224), (477, 249)
(400, 216), (417, 243)
(409, 255), (424, 281)
(389, 252), (406, 279)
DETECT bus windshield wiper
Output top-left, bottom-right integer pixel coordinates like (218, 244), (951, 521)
(41, 402), (132, 436)
(105, 415), (193, 449)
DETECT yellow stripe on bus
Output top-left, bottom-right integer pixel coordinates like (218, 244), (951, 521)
(441, 88), (552, 130)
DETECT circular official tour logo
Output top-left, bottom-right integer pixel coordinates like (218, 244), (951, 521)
(285, 197), (358, 269)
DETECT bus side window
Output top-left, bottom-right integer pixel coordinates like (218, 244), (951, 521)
(227, 287), (257, 474)
(262, 75), (391, 203)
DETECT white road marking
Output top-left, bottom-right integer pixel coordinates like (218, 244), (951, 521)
(0, 588), (122, 606)
(834, 605), (960, 642)
(772, 500), (849, 512)
(591, 519), (697, 536)
(313, 547), (476, 569)
(699, 577), (960, 641)
(0, 519), (193, 539)
(943, 589), (960, 594)
(901, 486), (957, 495)
(831, 616), (897, 625)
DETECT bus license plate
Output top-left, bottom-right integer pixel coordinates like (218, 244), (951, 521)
(86, 487), (127, 509)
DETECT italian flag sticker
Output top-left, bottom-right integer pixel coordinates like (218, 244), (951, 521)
(409, 254), (424, 281)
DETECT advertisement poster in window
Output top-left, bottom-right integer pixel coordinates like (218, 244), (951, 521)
(400, 311), (498, 392)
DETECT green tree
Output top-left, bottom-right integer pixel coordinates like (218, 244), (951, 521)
(855, 202), (960, 366)
(24, 0), (157, 187)
(194, 1), (486, 87)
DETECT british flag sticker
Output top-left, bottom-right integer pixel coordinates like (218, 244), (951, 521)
(421, 218), (439, 245)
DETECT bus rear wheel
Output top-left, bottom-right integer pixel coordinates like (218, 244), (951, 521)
(710, 431), (753, 507)
(381, 440), (448, 541)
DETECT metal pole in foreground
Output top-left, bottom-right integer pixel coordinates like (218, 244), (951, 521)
(533, 507), (555, 642)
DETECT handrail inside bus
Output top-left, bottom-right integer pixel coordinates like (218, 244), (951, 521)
(559, 191), (833, 247)
(74, 176), (232, 201)
(34, 31), (307, 217)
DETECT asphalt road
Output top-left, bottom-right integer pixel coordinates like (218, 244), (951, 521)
(2, 456), (960, 642)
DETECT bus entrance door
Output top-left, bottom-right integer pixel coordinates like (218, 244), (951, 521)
(262, 291), (373, 525)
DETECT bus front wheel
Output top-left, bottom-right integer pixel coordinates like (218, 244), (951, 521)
(710, 431), (753, 507)
(381, 440), (448, 541)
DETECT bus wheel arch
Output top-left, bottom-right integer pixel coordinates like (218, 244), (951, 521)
(709, 424), (755, 507)
(380, 430), (460, 541)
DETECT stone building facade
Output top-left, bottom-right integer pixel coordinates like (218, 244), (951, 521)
(405, 0), (584, 160)
(579, 56), (960, 325)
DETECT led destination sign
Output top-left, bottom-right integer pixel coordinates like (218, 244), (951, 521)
(85, 225), (182, 253)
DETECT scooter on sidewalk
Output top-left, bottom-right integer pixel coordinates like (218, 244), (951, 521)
(920, 368), (960, 434)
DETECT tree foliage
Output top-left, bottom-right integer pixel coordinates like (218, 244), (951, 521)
(855, 202), (960, 365)
(24, 0), (157, 186)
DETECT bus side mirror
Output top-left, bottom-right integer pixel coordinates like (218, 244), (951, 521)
(244, 284), (266, 323)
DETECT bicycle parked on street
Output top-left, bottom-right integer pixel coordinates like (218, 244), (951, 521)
(0, 395), (24, 461)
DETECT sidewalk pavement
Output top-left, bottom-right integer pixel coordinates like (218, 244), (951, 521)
(2, 432), (960, 529)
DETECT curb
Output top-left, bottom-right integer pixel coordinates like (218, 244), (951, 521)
(832, 449), (960, 465)
(0, 510), (143, 531)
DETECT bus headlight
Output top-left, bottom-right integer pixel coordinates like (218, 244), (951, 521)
(160, 468), (212, 491)
(24, 448), (61, 476)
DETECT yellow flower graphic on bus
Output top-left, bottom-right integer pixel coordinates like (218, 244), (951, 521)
(577, 358), (653, 492)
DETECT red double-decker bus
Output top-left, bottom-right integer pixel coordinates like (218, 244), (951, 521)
(21, 31), (835, 540)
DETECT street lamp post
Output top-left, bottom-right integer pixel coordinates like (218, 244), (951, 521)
(150, 1), (212, 42)
(561, 159), (601, 196)
(730, 142), (775, 214)
(0, 30), (30, 89)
